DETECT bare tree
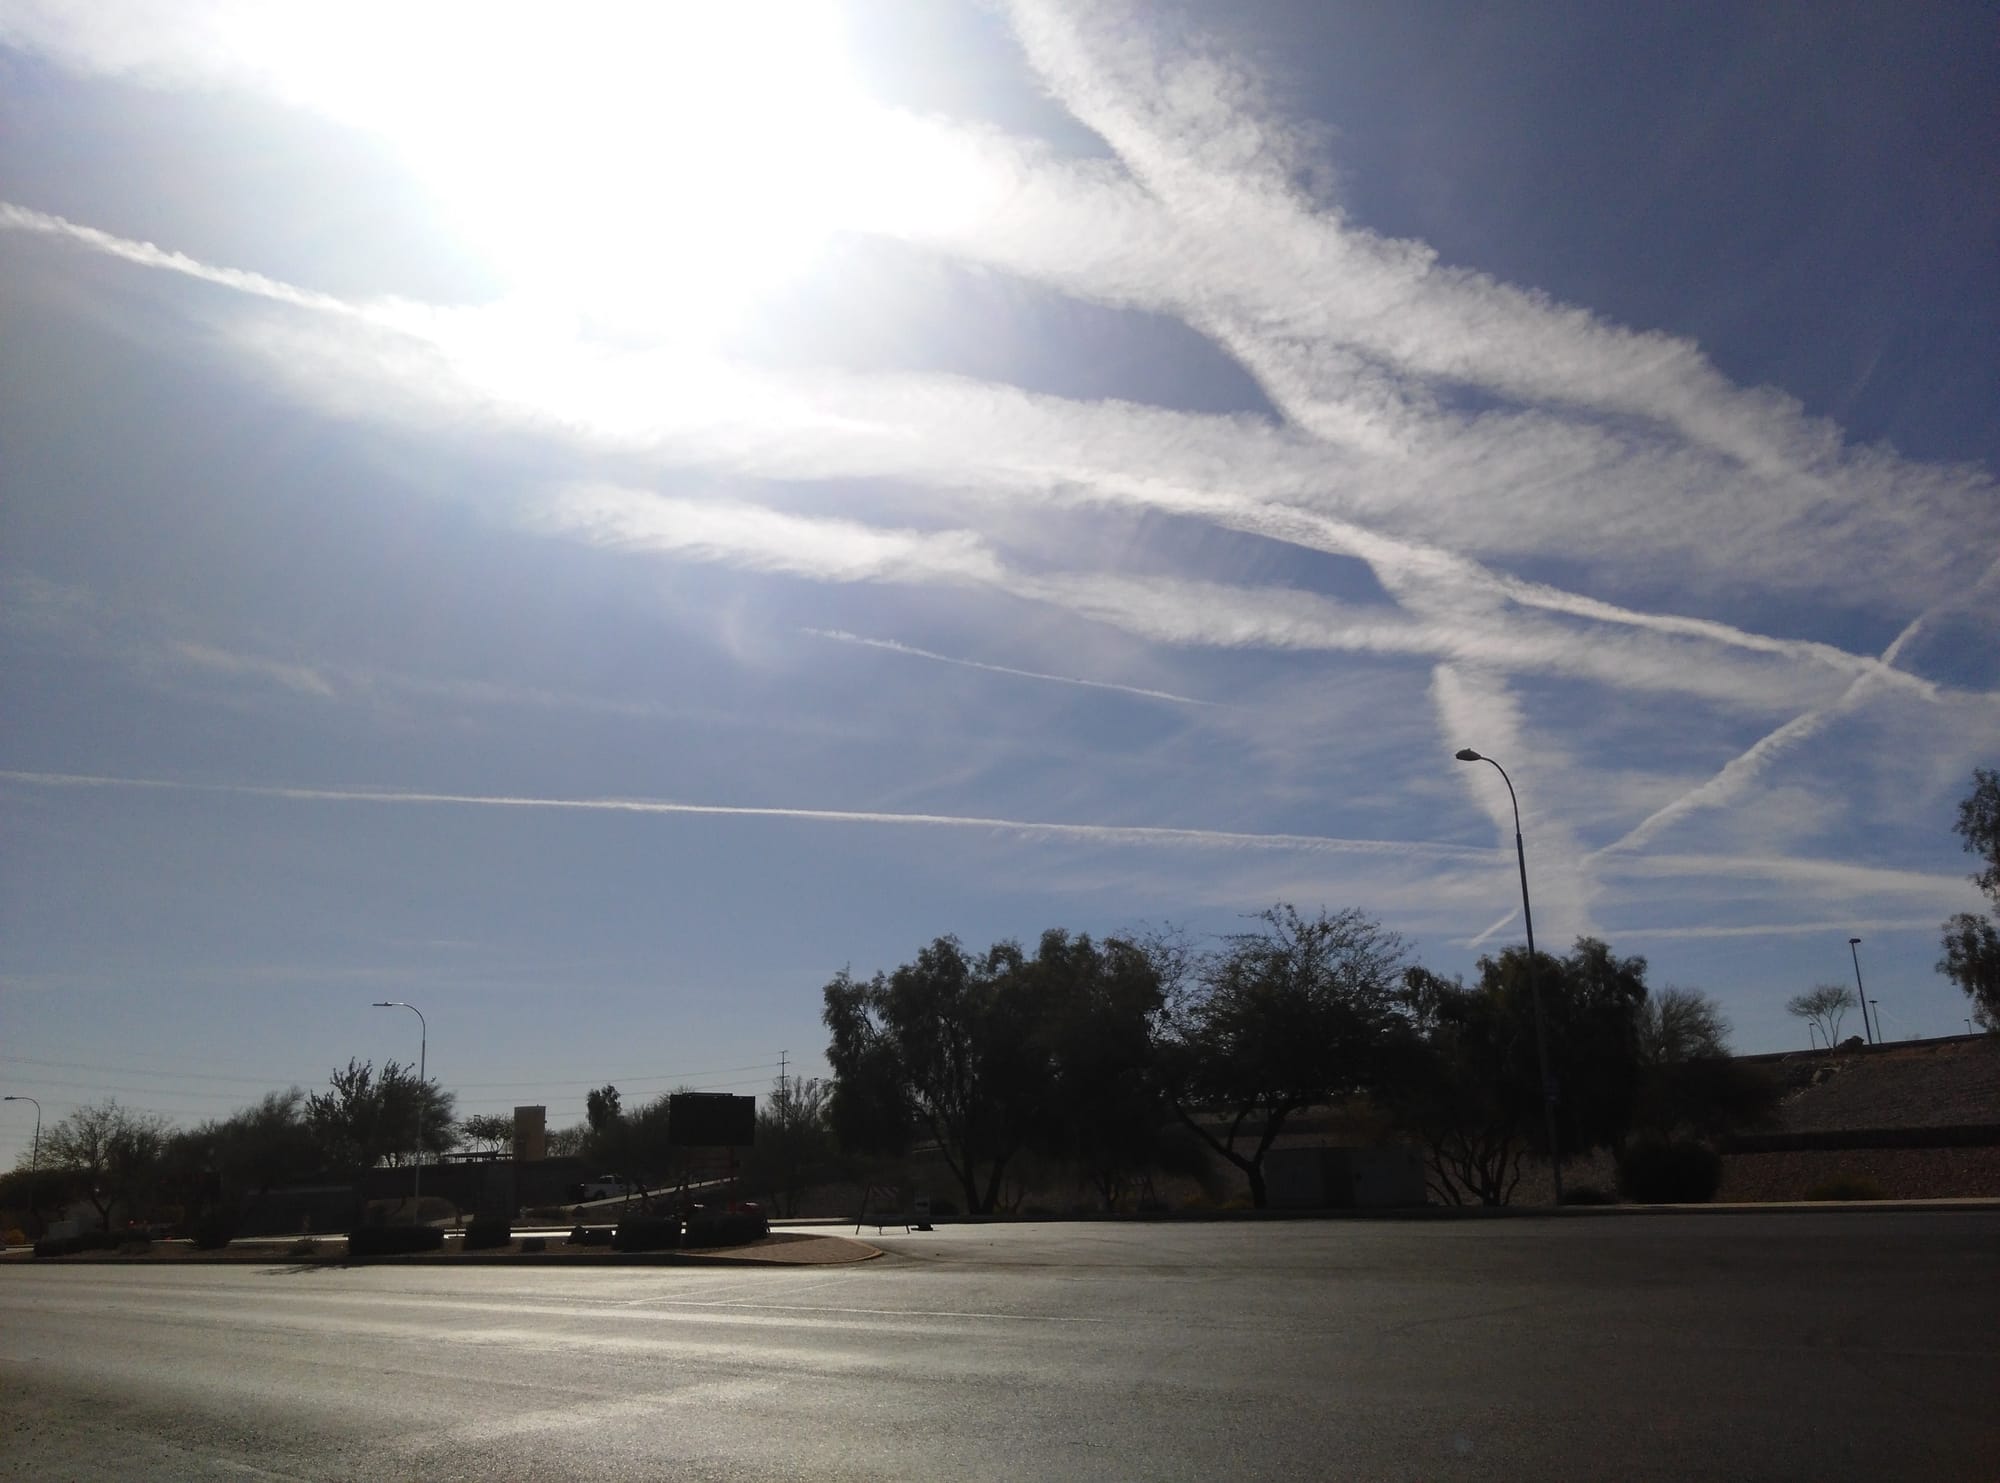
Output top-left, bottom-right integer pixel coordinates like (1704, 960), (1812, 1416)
(1786, 983), (1856, 1048)
(43, 1101), (171, 1231)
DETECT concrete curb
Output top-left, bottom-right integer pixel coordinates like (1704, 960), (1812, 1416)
(796, 1198), (2000, 1225)
(6, 1233), (885, 1268)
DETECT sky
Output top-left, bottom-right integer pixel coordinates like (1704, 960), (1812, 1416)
(2, 0), (1996, 1168)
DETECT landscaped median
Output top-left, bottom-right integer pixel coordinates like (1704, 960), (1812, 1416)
(4, 1228), (882, 1266)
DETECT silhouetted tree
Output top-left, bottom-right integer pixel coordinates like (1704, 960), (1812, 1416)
(747, 1075), (835, 1217)
(1631, 987), (1775, 1142)
(1786, 983), (1857, 1048)
(305, 1059), (455, 1173)
(1939, 767), (2000, 1030)
(42, 1100), (171, 1231)
(1392, 940), (1657, 1205)
(1035, 930), (1169, 1209)
(1389, 965), (1534, 1205)
(1155, 906), (1409, 1208)
(823, 934), (1061, 1214)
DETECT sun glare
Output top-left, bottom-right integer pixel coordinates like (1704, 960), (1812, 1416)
(239, 2), (951, 344)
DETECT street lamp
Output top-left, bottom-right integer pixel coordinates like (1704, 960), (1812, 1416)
(372, 1001), (427, 1215)
(3, 1096), (39, 1166)
(1848, 938), (1873, 1045)
(1806, 1023), (1826, 1053)
(1455, 747), (1564, 1205)
(1870, 999), (1884, 1042)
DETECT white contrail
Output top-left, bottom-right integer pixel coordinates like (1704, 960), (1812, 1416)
(0, 770), (1491, 862)
(0, 201), (362, 319)
(0, 200), (1952, 701)
(1595, 587), (1963, 858)
(802, 628), (1218, 707)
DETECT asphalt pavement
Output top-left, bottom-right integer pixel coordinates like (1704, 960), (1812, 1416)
(3, 1212), (1995, 1481)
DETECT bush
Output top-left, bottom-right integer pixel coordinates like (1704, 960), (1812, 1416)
(927, 1197), (958, 1218)
(1805, 1175), (1885, 1202)
(462, 1218), (512, 1251)
(567, 1225), (614, 1246)
(190, 1215), (236, 1250)
(684, 1209), (768, 1247)
(1559, 1184), (1619, 1206)
(519, 1236), (547, 1253)
(1616, 1139), (1722, 1204)
(32, 1230), (127, 1258)
(346, 1225), (446, 1257)
(613, 1217), (682, 1252)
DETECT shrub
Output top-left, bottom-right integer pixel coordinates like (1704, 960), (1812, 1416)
(1805, 1175), (1886, 1202)
(1616, 1139), (1722, 1204)
(1559, 1184), (1619, 1206)
(567, 1225), (614, 1246)
(519, 1236), (547, 1253)
(927, 1197), (958, 1218)
(462, 1218), (512, 1251)
(289, 1238), (320, 1256)
(33, 1230), (128, 1257)
(190, 1215), (236, 1251)
(684, 1210), (768, 1247)
(613, 1217), (682, 1252)
(346, 1225), (446, 1257)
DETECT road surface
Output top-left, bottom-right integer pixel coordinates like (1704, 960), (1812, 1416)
(3, 1213), (1996, 1480)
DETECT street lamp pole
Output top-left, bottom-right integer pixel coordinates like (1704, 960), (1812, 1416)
(1848, 938), (1873, 1045)
(1455, 748), (1564, 1204)
(373, 1002), (427, 1214)
(3, 1096), (40, 1166)
(1806, 1023), (1825, 1053)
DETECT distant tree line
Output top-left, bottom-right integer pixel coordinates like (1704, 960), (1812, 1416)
(821, 905), (1778, 1211)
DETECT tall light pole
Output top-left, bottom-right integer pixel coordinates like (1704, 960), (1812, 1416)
(1848, 938), (1873, 1045)
(1455, 748), (1564, 1204)
(1806, 1022), (1825, 1053)
(373, 1001), (427, 1215)
(3, 1096), (39, 1167)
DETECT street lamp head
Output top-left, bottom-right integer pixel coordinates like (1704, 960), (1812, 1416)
(1454, 748), (1483, 762)
(372, 1001), (398, 1008)
(1849, 937), (1861, 947)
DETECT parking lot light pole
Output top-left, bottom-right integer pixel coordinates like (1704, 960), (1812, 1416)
(3, 1095), (39, 1166)
(1848, 938), (1873, 1045)
(1455, 748), (1564, 1205)
(373, 1002), (427, 1213)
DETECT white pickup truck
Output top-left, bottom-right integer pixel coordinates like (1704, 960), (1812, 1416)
(570, 1175), (627, 1202)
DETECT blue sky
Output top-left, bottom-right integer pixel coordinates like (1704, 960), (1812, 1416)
(3, 0), (1996, 1165)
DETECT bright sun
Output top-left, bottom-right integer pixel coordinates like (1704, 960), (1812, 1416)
(238, 2), (943, 343)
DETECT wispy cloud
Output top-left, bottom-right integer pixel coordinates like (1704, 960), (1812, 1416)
(802, 628), (1217, 708)
(2, 0), (1992, 983)
(0, 769), (1497, 863)
(168, 641), (336, 697)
